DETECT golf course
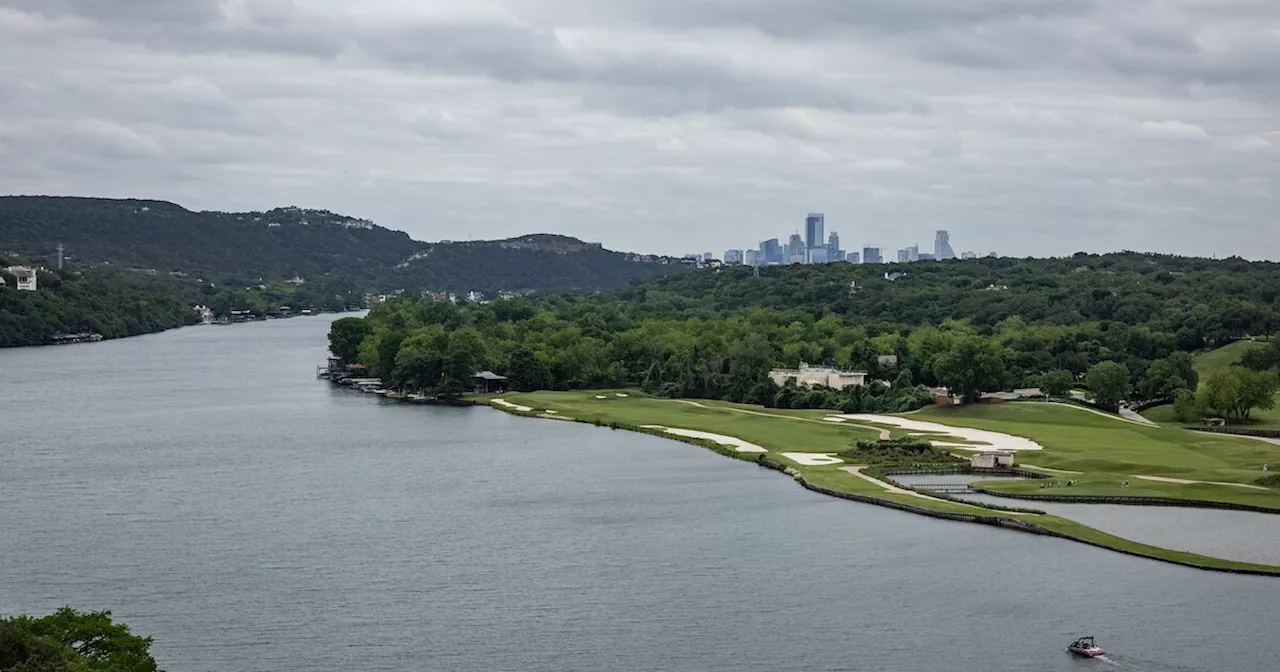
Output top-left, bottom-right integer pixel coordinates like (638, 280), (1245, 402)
(486, 390), (1280, 575)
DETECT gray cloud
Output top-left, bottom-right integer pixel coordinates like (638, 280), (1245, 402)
(0, 0), (1276, 259)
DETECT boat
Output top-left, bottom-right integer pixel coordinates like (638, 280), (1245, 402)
(1066, 636), (1105, 658)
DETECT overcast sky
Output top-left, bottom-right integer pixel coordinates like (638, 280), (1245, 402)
(1, 1), (1277, 258)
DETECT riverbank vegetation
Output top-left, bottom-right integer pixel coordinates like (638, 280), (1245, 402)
(0, 256), (368, 347)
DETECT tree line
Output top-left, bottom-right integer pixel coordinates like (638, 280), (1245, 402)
(330, 252), (1279, 419)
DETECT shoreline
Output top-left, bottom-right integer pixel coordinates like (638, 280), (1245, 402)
(484, 397), (1280, 577)
(2, 310), (359, 349)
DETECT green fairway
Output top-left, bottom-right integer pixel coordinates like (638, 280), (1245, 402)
(490, 391), (1280, 574)
(1192, 340), (1266, 384)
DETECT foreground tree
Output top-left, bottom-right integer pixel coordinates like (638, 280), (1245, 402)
(1086, 361), (1132, 412)
(0, 608), (161, 672)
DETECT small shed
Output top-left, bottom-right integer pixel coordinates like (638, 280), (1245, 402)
(473, 371), (509, 394)
(971, 450), (1015, 469)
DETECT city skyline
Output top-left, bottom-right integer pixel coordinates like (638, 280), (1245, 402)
(715, 216), (989, 266)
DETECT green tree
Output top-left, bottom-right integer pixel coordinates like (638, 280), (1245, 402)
(1038, 369), (1074, 399)
(1, 607), (161, 672)
(1171, 389), (1202, 424)
(441, 328), (488, 397)
(1138, 352), (1198, 400)
(1199, 368), (1279, 422)
(328, 317), (370, 364)
(1086, 361), (1132, 412)
(931, 335), (1007, 403)
(507, 348), (551, 393)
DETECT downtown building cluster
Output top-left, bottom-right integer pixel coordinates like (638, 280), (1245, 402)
(716, 214), (994, 267)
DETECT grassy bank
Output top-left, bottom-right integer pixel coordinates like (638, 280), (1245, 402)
(487, 390), (1280, 575)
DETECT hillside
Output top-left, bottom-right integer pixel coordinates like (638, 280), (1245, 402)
(0, 196), (672, 293)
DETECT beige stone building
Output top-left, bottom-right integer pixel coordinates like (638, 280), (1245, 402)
(769, 362), (868, 390)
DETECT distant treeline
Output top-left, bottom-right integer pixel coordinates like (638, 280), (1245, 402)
(332, 252), (1280, 414)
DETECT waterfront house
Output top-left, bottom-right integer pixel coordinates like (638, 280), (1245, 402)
(971, 451), (1015, 469)
(769, 362), (868, 390)
(473, 371), (509, 394)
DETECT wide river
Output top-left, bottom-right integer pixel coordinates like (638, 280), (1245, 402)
(2, 316), (1278, 672)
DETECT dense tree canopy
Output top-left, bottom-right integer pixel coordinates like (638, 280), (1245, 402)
(0, 608), (161, 672)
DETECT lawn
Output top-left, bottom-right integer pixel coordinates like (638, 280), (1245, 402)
(490, 390), (1280, 574)
(911, 402), (1280, 504)
(1192, 340), (1266, 384)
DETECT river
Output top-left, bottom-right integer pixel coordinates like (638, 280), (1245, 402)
(2, 316), (1278, 672)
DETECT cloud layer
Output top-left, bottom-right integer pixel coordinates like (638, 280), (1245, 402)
(1, 0), (1277, 258)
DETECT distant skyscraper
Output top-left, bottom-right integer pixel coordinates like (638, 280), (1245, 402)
(862, 247), (883, 264)
(961, 251), (977, 260)
(934, 230), (955, 260)
(703, 252), (714, 262)
(846, 252), (860, 264)
(744, 249), (759, 266)
(809, 247), (830, 264)
(897, 248), (910, 263)
(805, 213), (825, 251)
(759, 238), (782, 265)
(897, 245), (919, 263)
(788, 234), (806, 264)
(917, 252), (936, 261)
(725, 249), (745, 264)
(827, 232), (841, 264)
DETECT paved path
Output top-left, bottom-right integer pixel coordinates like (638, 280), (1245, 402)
(837, 466), (1028, 514)
(1120, 406), (1159, 426)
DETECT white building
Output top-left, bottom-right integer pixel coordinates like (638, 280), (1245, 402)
(6, 266), (36, 291)
(769, 362), (868, 390)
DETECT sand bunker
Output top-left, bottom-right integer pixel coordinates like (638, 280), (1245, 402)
(544, 410), (559, 414)
(835, 415), (1043, 452)
(615, 393), (629, 397)
(781, 452), (845, 466)
(595, 395), (608, 399)
(640, 426), (768, 453)
(822, 417), (846, 423)
(1134, 475), (1268, 491)
(492, 399), (533, 412)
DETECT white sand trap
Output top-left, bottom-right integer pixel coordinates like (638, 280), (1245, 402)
(823, 417), (846, 423)
(836, 415), (1043, 452)
(492, 399), (533, 412)
(595, 395), (608, 399)
(782, 452), (845, 466)
(615, 393), (629, 397)
(1134, 475), (1268, 491)
(640, 426), (768, 453)
(544, 410), (559, 414)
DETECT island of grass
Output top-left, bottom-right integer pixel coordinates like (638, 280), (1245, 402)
(485, 390), (1280, 575)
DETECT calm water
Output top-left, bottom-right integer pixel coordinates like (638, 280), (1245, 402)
(893, 475), (1280, 566)
(3, 317), (1280, 672)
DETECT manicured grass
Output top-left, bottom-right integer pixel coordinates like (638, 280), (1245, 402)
(912, 403), (1280, 498)
(1193, 340), (1264, 382)
(489, 391), (1280, 574)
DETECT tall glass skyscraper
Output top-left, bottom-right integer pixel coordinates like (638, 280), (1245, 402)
(805, 213), (825, 252)
(934, 230), (956, 260)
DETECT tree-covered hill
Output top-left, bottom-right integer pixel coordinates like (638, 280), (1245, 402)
(333, 252), (1279, 419)
(0, 196), (672, 293)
